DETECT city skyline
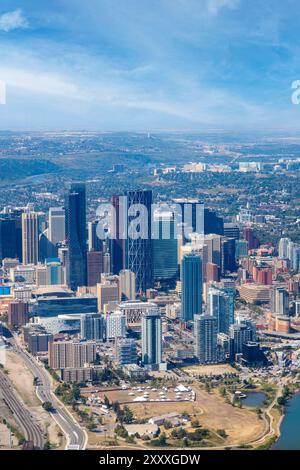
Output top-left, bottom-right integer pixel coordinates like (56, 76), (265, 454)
(1, 0), (300, 458)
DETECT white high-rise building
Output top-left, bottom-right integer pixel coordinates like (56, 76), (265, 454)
(271, 286), (289, 315)
(22, 212), (39, 265)
(106, 311), (126, 340)
(207, 285), (235, 334)
(278, 238), (290, 259)
(48, 207), (65, 245)
(119, 269), (136, 301)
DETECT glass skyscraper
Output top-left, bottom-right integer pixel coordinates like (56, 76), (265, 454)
(153, 210), (178, 283)
(194, 314), (218, 364)
(80, 313), (106, 341)
(126, 189), (153, 294)
(141, 307), (164, 370)
(65, 183), (87, 291)
(207, 285), (235, 334)
(181, 252), (202, 322)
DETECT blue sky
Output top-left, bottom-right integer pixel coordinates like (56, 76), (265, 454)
(0, 0), (300, 130)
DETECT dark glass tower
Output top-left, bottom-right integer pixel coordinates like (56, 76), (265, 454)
(126, 189), (153, 294)
(0, 217), (18, 260)
(111, 195), (126, 275)
(153, 211), (178, 283)
(221, 237), (237, 274)
(181, 252), (202, 322)
(65, 183), (87, 291)
(204, 208), (224, 235)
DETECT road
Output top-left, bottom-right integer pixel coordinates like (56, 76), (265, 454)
(0, 369), (44, 449)
(8, 337), (88, 450)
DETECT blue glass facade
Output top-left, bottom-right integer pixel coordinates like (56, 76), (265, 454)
(65, 183), (87, 291)
(181, 252), (202, 322)
(126, 190), (153, 294)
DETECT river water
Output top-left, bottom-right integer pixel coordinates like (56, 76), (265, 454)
(273, 392), (300, 450)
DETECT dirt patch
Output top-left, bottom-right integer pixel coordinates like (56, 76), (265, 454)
(6, 350), (40, 407)
(183, 364), (237, 376)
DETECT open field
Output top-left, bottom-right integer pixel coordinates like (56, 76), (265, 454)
(81, 384), (195, 406)
(183, 364), (237, 376)
(83, 380), (265, 447)
(127, 384), (264, 446)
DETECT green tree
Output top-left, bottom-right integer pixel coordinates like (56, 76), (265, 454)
(42, 401), (53, 412)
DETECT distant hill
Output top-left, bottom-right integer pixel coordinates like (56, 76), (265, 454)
(0, 159), (59, 180)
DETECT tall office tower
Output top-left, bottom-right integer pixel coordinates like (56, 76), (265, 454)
(88, 220), (103, 252)
(106, 311), (126, 340)
(48, 207), (65, 245)
(206, 262), (220, 283)
(87, 251), (103, 287)
(153, 210), (178, 283)
(207, 285), (235, 334)
(0, 211), (23, 261)
(271, 286), (289, 315)
(111, 195), (126, 275)
(181, 252), (202, 322)
(287, 240), (295, 262)
(229, 321), (256, 357)
(80, 313), (106, 341)
(119, 269), (136, 301)
(278, 237), (290, 259)
(204, 208), (224, 236)
(224, 223), (240, 240)
(49, 340), (96, 369)
(126, 189), (153, 294)
(203, 234), (222, 267)
(291, 245), (300, 272)
(141, 307), (164, 371)
(8, 301), (29, 328)
(0, 217), (18, 261)
(194, 314), (218, 364)
(116, 338), (138, 366)
(243, 227), (259, 250)
(65, 183), (87, 291)
(22, 212), (39, 265)
(97, 281), (119, 311)
(221, 237), (237, 274)
(235, 239), (248, 260)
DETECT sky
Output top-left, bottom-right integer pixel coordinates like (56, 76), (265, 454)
(1, 0), (300, 131)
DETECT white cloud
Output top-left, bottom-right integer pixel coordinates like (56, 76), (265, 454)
(0, 9), (28, 32)
(207, 0), (240, 15)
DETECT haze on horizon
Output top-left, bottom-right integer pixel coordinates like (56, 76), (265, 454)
(0, 0), (300, 132)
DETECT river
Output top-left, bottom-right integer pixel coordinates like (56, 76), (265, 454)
(273, 392), (300, 450)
